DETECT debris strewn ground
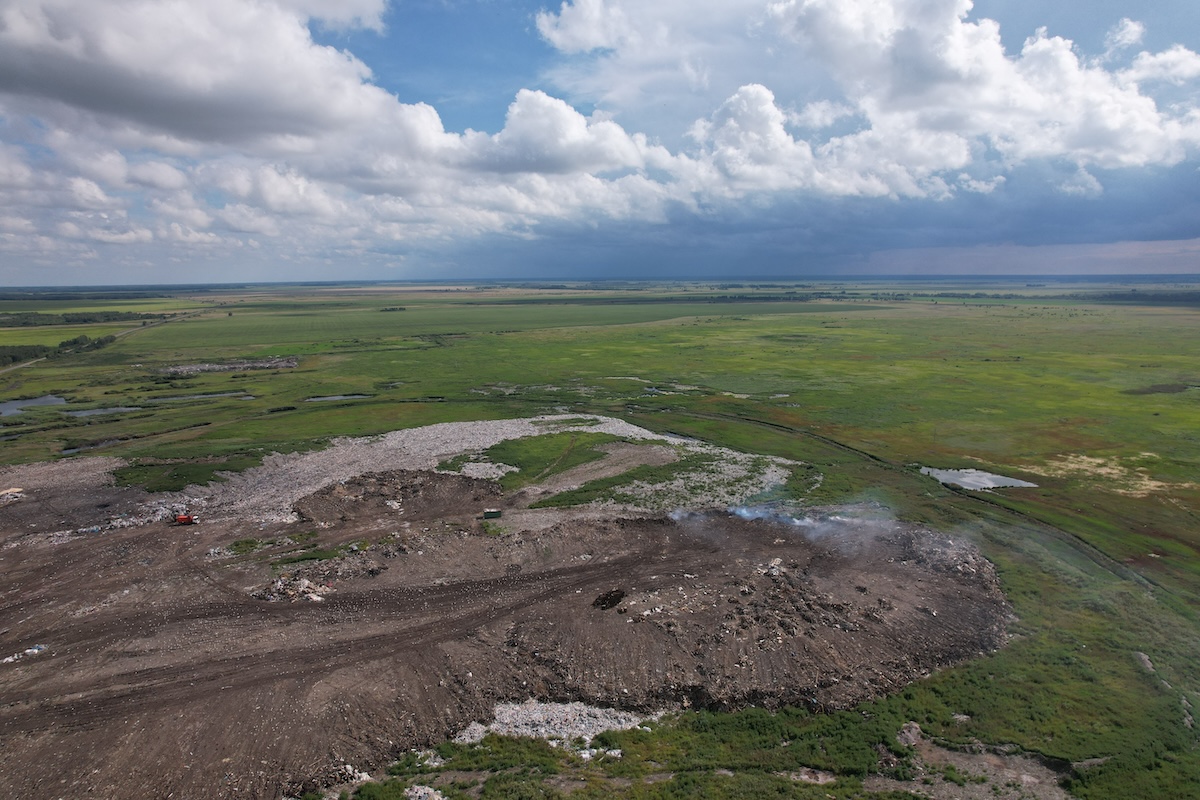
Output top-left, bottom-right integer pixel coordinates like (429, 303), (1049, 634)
(0, 417), (1010, 800)
(454, 700), (657, 744)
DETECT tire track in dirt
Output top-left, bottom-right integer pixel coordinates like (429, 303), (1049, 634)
(0, 553), (670, 734)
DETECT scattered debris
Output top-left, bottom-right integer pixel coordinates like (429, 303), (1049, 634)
(252, 575), (337, 603)
(0, 418), (1010, 800)
(160, 357), (298, 375)
(2, 644), (47, 665)
(455, 700), (659, 745)
(404, 786), (446, 800)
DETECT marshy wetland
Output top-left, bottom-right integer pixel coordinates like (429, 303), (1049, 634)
(1, 280), (1198, 799)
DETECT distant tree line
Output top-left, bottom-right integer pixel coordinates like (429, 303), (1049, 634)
(0, 334), (119, 366)
(0, 292), (166, 301)
(0, 345), (52, 366)
(0, 311), (166, 326)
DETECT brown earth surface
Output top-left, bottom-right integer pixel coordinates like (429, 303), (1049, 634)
(0, 454), (1009, 800)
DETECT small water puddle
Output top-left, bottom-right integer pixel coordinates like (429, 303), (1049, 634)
(921, 467), (1037, 490)
(61, 439), (124, 455)
(305, 394), (371, 402)
(0, 395), (67, 416)
(65, 407), (144, 417)
(147, 392), (250, 402)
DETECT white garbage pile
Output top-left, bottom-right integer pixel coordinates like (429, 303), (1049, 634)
(252, 575), (336, 603)
(2, 643), (47, 664)
(155, 414), (800, 525)
(454, 699), (659, 747)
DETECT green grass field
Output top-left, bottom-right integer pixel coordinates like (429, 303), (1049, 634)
(2, 280), (1198, 798)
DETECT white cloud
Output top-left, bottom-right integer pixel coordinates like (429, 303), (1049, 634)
(0, 145), (35, 188)
(472, 90), (645, 174)
(766, 0), (1199, 171)
(86, 226), (154, 244)
(957, 173), (1005, 194)
(0, 215), (35, 232)
(1059, 167), (1104, 197)
(0, 0), (393, 145)
(537, 0), (632, 53)
(148, 192), (212, 229)
(52, 140), (129, 186)
(0, 0), (1198, 277)
(792, 100), (856, 129)
(129, 161), (189, 190)
(1104, 18), (1145, 55)
(161, 222), (221, 244)
(252, 166), (344, 219)
(218, 203), (280, 236)
(66, 177), (113, 209)
(55, 220), (83, 238)
(1122, 46), (1200, 86)
(274, 0), (387, 31)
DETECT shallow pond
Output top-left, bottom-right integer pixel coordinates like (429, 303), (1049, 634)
(0, 395), (67, 416)
(921, 466), (1037, 490)
(305, 394), (372, 402)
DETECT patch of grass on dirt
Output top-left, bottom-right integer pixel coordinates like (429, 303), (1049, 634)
(481, 521), (506, 536)
(229, 538), (266, 556)
(438, 453), (474, 472)
(274, 547), (343, 565)
(369, 713), (919, 798)
(482, 431), (625, 491)
(430, 734), (566, 776)
(114, 455), (263, 491)
(530, 450), (714, 508)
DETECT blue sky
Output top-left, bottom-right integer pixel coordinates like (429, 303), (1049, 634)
(0, 0), (1198, 285)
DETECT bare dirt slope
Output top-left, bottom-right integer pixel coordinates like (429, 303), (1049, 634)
(0, 422), (1009, 800)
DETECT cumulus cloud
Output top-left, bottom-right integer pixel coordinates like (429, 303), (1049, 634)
(0, 0), (1198, 278)
(0, 0), (392, 145)
(1122, 46), (1200, 86)
(792, 100), (857, 129)
(472, 90), (646, 174)
(537, 0), (632, 53)
(766, 0), (1198, 170)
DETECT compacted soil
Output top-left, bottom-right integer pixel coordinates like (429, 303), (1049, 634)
(0, 434), (1008, 799)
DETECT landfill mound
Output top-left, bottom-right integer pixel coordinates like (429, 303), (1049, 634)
(0, 419), (1008, 800)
